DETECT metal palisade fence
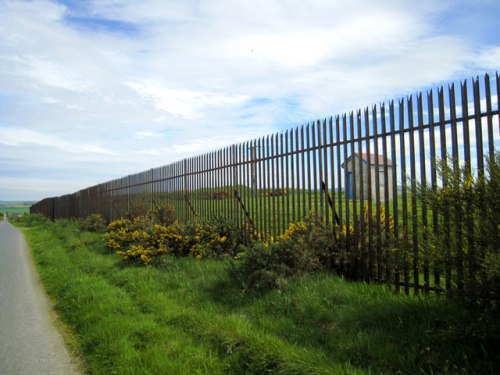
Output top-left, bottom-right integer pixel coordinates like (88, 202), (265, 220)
(32, 73), (500, 294)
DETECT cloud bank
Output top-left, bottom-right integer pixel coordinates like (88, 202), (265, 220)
(0, 0), (499, 200)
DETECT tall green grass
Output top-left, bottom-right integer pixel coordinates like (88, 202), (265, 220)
(20, 219), (498, 374)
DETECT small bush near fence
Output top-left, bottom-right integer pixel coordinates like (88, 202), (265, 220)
(228, 210), (397, 293)
(78, 213), (107, 233)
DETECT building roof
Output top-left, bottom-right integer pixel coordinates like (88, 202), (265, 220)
(342, 153), (393, 168)
(357, 153), (392, 165)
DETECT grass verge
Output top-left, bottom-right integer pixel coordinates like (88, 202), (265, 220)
(19, 219), (499, 374)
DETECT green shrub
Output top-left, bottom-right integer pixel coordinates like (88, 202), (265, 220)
(230, 209), (400, 292)
(13, 213), (49, 227)
(190, 216), (253, 259)
(78, 214), (107, 233)
(418, 152), (500, 309)
(230, 215), (328, 293)
(149, 203), (177, 226)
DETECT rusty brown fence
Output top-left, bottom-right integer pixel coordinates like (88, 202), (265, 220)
(31, 73), (499, 294)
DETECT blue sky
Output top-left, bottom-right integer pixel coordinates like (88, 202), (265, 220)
(0, 0), (499, 201)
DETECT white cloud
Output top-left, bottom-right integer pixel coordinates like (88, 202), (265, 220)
(135, 131), (164, 139)
(476, 46), (500, 70)
(125, 81), (248, 119)
(24, 56), (93, 92)
(0, 127), (115, 155)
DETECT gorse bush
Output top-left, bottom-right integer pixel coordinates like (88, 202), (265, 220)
(104, 205), (254, 265)
(104, 216), (174, 264)
(418, 152), (500, 309)
(230, 211), (395, 293)
(78, 214), (107, 233)
(149, 203), (177, 226)
(193, 216), (255, 258)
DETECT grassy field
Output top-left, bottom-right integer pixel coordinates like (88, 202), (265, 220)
(120, 189), (422, 238)
(0, 201), (33, 216)
(16, 218), (499, 374)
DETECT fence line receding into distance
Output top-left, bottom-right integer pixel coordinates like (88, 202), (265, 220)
(31, 73), (500, 295)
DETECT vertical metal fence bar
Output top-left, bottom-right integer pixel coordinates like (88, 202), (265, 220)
(450, 84), (464, 294)
(497, 73), (500, 134)
(290, 129), (296, 225)
(258, 138), (264, 238)
(184, 159), (189, 221)
(294, 128), (300, 223)
(473, 77), (485, 178)
(372, 106), (382, 281)
(250, 140), (257, 237)
(246, 141), (251, 228)
(357, 110), (366, 279)
(214, 151), (218, 217)
(221, 148), (225, 220)
(199, 155), (203, 217)
(223, 147), (228, 220)
(349, 112), (358, 271)
(285, 131), (291, 230)
(485, 74), (495, 163)
(306, 124), (313, 216)
(203, 153), (208, 218)
(196, 156), (200, 217)
(312, 121), (319, 219)
(190, 157), (195, 218)
(244, 141), (248, 227)
(235, 144), (240, 227)
(366, 108), (374, 281)
(417, 94), (429, 293)
(280, 132), (286, 233)
(380, 104), (390, 284)
(342, 115), (350, 246)
(329, 117), (336, 227)
(223, 148), (227, 219)
(317, 121), (324, 223)
(301, 126), (307, 218)
(399, 99), (410, 294)
(408, 96), (419, 295)
(428, 90), (440, 292)
(213, 151), (217, 216)
(336, 116), (343, 228)
(240, 143), (245, 226)
(265, 136), (271, 239)
(323, 119), (330, 226)
(271, 134), (277, 238)
(438, 87), (452, 294)
(239, 143), (243, 226)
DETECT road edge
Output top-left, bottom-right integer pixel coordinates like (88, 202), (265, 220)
(19, 225), (87, 375)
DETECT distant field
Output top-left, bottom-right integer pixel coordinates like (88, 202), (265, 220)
(0, 201), (34, 216)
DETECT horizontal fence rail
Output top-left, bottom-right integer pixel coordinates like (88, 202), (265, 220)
(32, 73), (500, 295)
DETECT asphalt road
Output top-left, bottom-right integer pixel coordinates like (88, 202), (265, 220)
(0, 219), (81, 375)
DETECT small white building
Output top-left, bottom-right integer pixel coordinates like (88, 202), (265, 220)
(342, 153), (394, 201)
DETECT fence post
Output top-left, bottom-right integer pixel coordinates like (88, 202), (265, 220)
(232, 145), (239, 227)
(183, 159), (188, 222)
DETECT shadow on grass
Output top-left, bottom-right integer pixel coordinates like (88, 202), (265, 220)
(205, 268), (500, 374)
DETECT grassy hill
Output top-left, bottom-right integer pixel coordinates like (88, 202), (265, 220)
(0, 201), (35, 216)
